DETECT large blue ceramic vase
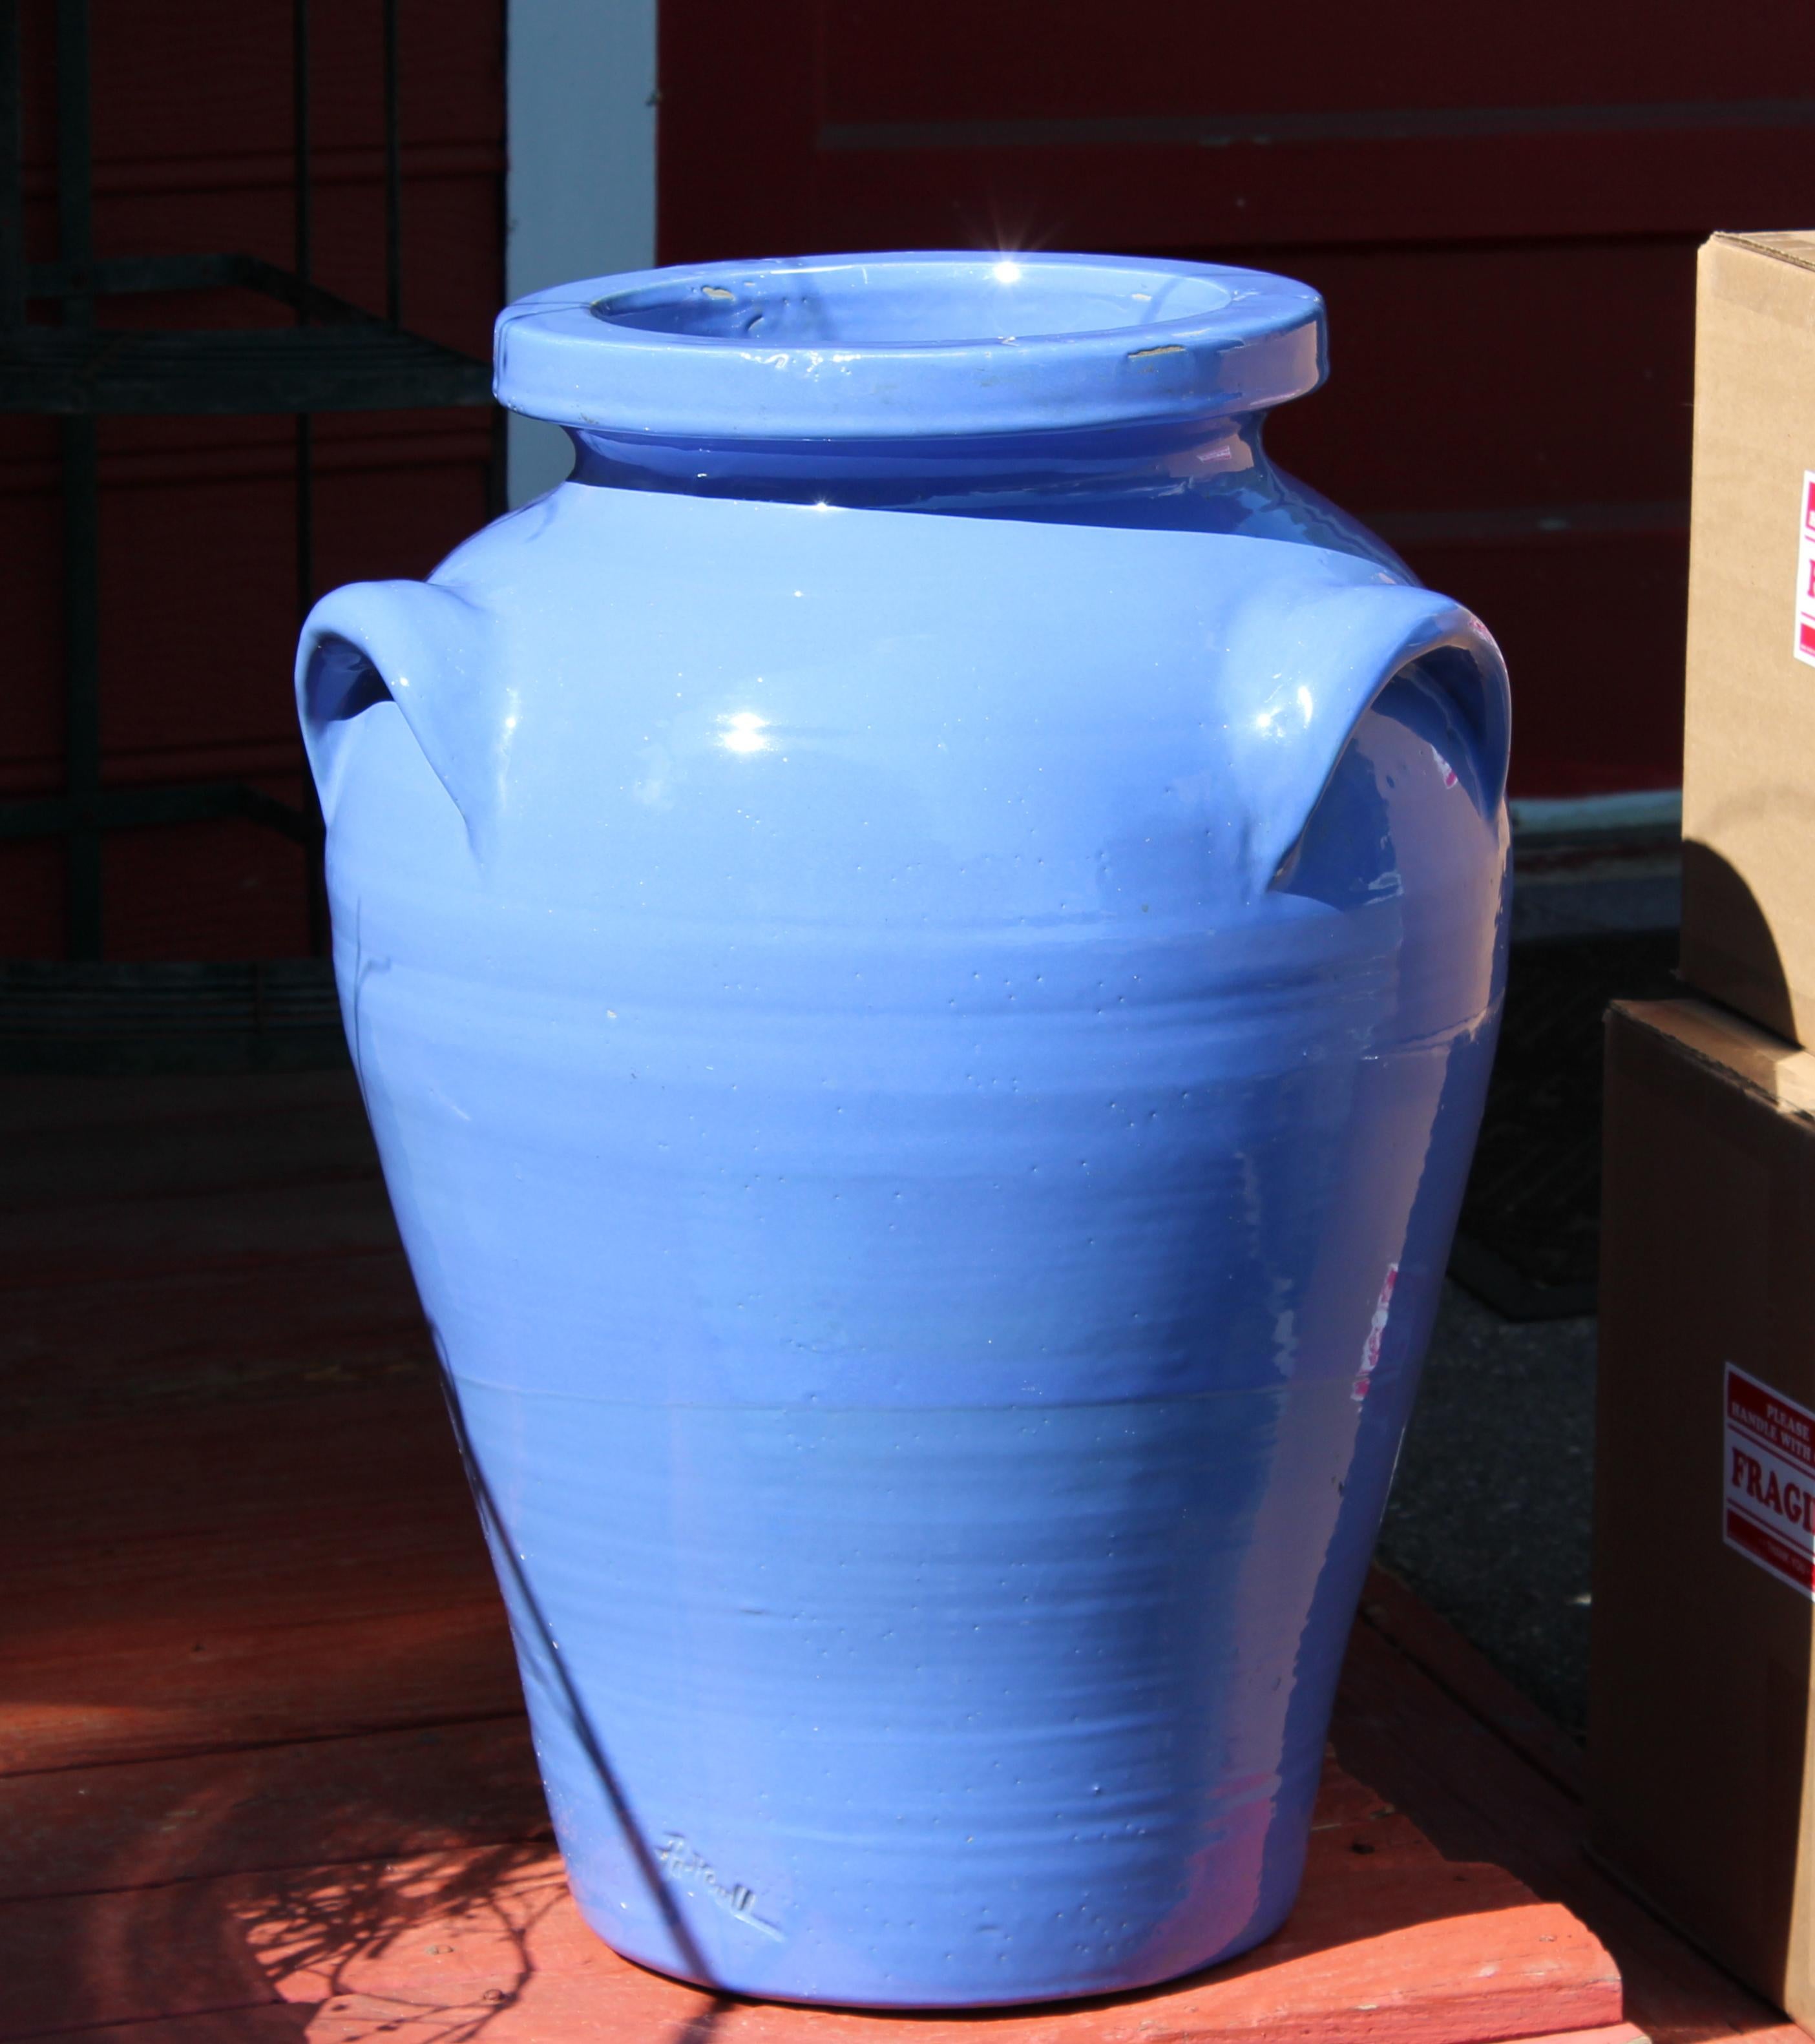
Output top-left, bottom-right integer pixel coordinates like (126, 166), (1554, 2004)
(297, 254), (1509, 2009)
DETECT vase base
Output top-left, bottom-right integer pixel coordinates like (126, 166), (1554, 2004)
(586, 1899), (1296, 2013)
(432, 1757), (1613, 2027)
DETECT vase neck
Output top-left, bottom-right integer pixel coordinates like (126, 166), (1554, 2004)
(567, 414), (1268, 517)
(563, 412), (1409, 573)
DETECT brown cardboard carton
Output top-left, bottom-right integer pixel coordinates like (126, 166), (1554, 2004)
(1681, 231), (1815, 1045)
(1591, 996), (1815, 2021)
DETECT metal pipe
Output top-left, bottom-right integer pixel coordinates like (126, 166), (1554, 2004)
(54, 0), (90, 317)
(293, 0), (314, 620)
(291, 0), (311, 300)
(383, 0), (401, 326)
(56, 0), (101, 956)
(61, 418), (101, 959)
(0, 2), (24, 330)
(293, 0), (326, 953)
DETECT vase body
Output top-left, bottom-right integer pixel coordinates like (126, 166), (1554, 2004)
(299, 253), (1510, 2009)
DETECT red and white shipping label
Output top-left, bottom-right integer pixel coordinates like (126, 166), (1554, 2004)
(1796, 472), (1815, 669)
(1724, 1363), (1815, 1600)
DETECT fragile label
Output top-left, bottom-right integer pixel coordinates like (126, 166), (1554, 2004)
(1724, 1364), (1815, 1599)
(1795, 472), (1815, 668)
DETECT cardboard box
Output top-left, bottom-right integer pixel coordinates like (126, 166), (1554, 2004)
(1590, 996), (1815, 2021)
(1681, 231), (1815, 1045)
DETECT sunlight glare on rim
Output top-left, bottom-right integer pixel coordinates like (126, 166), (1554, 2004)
(719, 710), (771, 755)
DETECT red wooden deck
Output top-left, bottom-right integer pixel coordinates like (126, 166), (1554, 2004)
(0, 1068), (1801, 2043)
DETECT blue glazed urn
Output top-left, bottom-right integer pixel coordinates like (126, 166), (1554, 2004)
(297, 253), (1509, 2010)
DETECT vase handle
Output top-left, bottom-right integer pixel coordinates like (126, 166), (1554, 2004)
(296, 579), (501, 856)
(1225, 580), (1510, 897)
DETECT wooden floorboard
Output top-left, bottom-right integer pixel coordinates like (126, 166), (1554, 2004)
(0, 1765), (1624, 2044)
(0, 1174), (402, 1291)
(0, 1071), (379, 1206)
(0, 1253), (429, 1430)
(0, 1716), (547, 1904)
(0, 1384), (518, 1776)
(0, 1068), (1794, 2042)
(1338, 1616), (1804, 2044)
(1358, 1567), (1587, 1802)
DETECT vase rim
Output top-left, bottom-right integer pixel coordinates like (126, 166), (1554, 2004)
(493, 251), (1326, 442)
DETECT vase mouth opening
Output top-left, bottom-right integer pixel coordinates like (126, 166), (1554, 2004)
(592, 255), (1239, 349)
(494, 251), (1326, 443)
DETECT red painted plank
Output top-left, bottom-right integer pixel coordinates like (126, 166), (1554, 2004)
(0, 1065), (1761, 2043)
(1517, 2032), (1647, 2044)
(0, 1257), (429, 1432)
(0, 1175), (403, 1288)
(4, 2019), (308, 2044)
(1336, 1617), (1804, 2044)
(0, 1769), (1622, 2044)
(1359, 1567), (1586, 1802)
(0, 1596), (518, 1781)
(0, 1716), (548, 1904)
(0, 1391), (1758, 2034)
(0, 1723), (1421, 1916)
(0, 1385), (517, 1775)
(0, 1067), (364, 1140)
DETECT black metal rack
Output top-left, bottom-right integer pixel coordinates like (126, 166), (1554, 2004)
(0, 0), (493, 959)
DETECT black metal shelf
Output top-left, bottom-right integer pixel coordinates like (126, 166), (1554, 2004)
(0, 0), (496, 961)
(2, 322), (492, 414)
(0, 958), (350, 1074)
(27, 249), (399, 315)
(0, 780), (320, 845)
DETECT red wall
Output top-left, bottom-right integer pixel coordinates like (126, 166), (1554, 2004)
(658, 0), (1815, 799)
(13, 5), (1810, 959)
(3, 0), (503, 959)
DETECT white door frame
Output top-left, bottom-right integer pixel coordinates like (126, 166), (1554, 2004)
(504, 0), (658, 505)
